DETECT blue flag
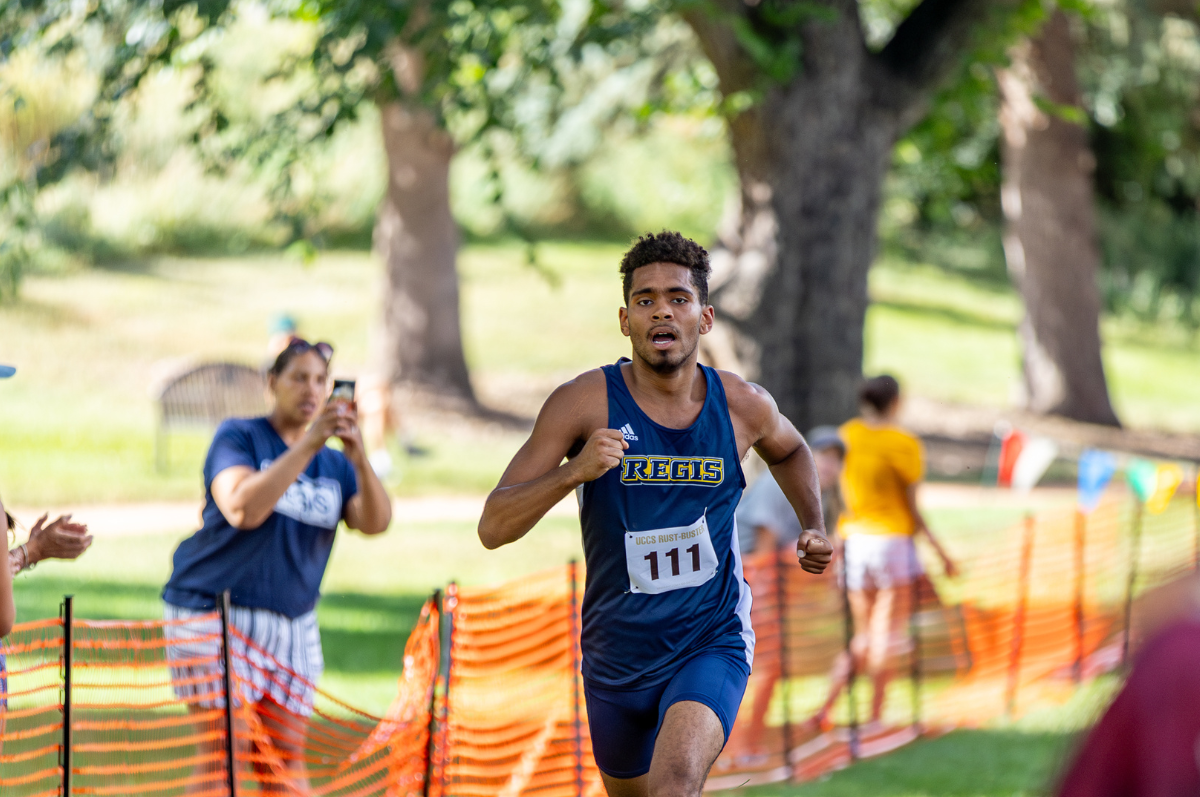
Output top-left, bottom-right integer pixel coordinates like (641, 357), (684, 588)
(1078, 449), (1117, 513)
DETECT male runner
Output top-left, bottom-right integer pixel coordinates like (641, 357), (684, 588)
(478, 231), (833, 797)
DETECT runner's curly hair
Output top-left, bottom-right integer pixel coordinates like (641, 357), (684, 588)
(619, 231), (711, 306)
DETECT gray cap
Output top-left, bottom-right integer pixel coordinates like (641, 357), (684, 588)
(0, 365), (14, 379)
(806, 425), (844, 454)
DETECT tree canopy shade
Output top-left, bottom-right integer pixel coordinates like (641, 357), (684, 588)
(7, 0), (1126, 428)
(0, 0), (672, 400)
(680, 0), (1043, 428)
(4, 0), (725, 403)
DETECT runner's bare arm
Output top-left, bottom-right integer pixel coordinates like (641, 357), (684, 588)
(479, 373), (616, 550)
(721, 373), (832, 574)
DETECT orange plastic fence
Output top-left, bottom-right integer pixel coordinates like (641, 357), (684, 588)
(0, 492), (1195, 795)
(423, 493), (1200, 792)
(0, 599), (440, 797)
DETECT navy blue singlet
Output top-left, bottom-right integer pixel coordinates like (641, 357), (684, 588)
(579, 361), (754, 688)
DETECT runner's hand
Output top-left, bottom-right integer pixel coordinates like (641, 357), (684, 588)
(796, 530), (833, 574)
(570, 429), (628, 483)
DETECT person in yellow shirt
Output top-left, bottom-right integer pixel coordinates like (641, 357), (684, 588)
(805, 374), (956, 732)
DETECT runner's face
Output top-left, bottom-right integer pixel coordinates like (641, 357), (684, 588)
(270, 351), (329, 424)
(619, 262), (714, 374)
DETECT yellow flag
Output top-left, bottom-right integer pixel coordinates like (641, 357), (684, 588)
(1147, 463), (1184, 515)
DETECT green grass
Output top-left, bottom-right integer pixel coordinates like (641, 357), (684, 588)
(730, 675), (1118, 797)
(867, 257), (1200, 429)
(4, 243), (1199, 505)
(736, 729), (1074, 797)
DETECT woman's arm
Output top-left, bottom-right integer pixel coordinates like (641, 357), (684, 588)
(0, 501), (17, 636)
(337, 405), (392, 535)
(904, 484), (958, 577)
(212, 407), (343, 530)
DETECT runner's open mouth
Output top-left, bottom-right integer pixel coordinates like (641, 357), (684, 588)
(651, 330), (677, 348)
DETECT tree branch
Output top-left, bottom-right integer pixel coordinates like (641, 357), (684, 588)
(679, 1), (759, 97)
(871, 0), (1004, 126)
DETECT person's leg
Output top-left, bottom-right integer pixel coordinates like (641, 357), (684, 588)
(164, 605), (248, 795)
(183, 702), (252, 795)
(586, 678), (662, 797)
(736, 662), (780, 757)
(865, 583), (914, 723)
(865, 586), (894, 722)
(645, 701), (726, 797)
(811, 589), (873, 725)
(600, 700), (726, 797)
(600, 771), (649, 797)
(257, 696), (311, 793)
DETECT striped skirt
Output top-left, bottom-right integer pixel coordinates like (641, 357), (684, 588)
(163, 602), (324, 717)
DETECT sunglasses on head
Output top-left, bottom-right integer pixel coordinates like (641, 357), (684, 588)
(285, 338), (334, 362)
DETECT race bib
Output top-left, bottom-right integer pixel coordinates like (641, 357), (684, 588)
(625, 513), (719, 595)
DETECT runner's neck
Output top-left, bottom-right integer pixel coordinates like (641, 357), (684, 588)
(621, 357), (708, 429)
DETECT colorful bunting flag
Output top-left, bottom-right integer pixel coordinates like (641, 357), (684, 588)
(1011, 437), (1059, 493)
(1126, 458), (1158, 504)
(1077, 449), (1117, 513)
(1146, 463), (1183, 515)
(997, 429), (1026, 487)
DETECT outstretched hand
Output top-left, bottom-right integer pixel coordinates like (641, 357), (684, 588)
(28, 514), (93, 565)
(796, 530), (833, 574)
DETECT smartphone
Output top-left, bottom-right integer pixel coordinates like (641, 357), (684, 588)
(331, 379), (356, 404)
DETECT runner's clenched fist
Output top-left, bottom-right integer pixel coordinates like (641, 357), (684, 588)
(570, 428), (628, 483)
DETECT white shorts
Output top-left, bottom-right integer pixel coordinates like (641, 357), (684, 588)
(163, 602), (324, 717)
(843, 534), (923, 592)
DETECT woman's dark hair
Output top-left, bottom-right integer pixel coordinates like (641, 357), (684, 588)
(268, 339), (333, 378)
(859, 374), (901, 413)
(619, 231), (711, 305)
(2, 493), (14, 538)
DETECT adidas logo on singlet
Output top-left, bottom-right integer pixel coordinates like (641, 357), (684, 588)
(619, 424), (638, 441)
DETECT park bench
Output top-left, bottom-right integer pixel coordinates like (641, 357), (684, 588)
(155, 362), (267, 471)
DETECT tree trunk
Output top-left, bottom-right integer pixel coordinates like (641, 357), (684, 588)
(997, 11), (1120, 426)
(687, 10), (900, 430)
(374, 100), (476, 404)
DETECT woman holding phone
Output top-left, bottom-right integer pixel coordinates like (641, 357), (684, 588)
(162, 339), (391, 793)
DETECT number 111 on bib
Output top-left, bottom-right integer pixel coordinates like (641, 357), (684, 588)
(625, 514), (720, 595)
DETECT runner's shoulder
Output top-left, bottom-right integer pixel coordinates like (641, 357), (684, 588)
(547, 368), (606, 403)
(537, 368), (608, 430)
(714, 369), (777, 424)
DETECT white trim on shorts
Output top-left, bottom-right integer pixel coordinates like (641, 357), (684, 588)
(843, 534), (924, 592)
(163, 602), (324, 717)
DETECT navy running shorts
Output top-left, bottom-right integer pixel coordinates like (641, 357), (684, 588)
(583, 649), (750, 779)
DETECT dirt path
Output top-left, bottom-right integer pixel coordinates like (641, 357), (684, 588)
(10, 484), (1076, 538)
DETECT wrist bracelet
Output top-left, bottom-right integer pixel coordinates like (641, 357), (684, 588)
(18, 543), (32, 572)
